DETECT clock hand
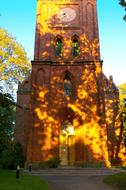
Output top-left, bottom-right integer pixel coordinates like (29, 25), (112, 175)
(63, 12), (67, 17)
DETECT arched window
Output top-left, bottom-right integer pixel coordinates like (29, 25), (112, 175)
(56, 38), (62, 56)
(72, 37), (79, 57)
(63, 74), (71, 96)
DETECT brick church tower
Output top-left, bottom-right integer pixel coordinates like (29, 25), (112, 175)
(15, 0), (126, 166)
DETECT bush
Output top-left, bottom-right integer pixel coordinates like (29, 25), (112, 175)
(25, 156), (61, 170)
(0, 149), (13, 169)
(11, 142), (26, 169)
(110, 157), (122, 166)
(46, 156), (61, 168)
(0, 142), (25, 169)
(25, 161), (48, 170)
(38, 161), (48, 169)
(81, 161), (104, 168)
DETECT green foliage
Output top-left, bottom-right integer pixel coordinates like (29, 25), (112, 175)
(0, 93), (15, 130)
(11, 142), (26, 169)
(0, 148), (13, 169)
(118, 83), (126, 108)
(25, 156), (61, 170)
(0, 132), (10, 156)
(0, 29), (29, 170)
(111, 157), (122, 166)
(0, 93), (25, 169)
(73, 39), (79, 57)
(25, 161), (48, 170)
(46, 156), (61, 168)
(104, 172), (126, 190)
(38, 161), (48, 169)
(0, 93), (15, 155)
(81, 161), (104, 168)
(0, 142), (25, 170)
(56, 38), (62, 56)
(0, 170), (49, 190)
(119, 0), (126, 20)
(119, 0), (126, 7)
(0, 28), (31, 94)
(118, 83), (126, 147)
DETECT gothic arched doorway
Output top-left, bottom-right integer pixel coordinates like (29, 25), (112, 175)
(59, 121), (75, 165)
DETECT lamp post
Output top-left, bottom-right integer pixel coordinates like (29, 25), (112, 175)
(16, 165), (20, 179)
(28, 163), (32, 172)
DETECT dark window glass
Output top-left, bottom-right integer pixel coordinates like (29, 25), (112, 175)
(63, 74), (71, 96)
(72, 38), (79, 57)
(56, 38), (62, 56)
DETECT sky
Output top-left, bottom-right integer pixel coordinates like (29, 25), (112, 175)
(0, 0), (126, 85)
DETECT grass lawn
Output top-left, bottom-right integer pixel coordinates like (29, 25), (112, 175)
(104, 172), (126, 190)
(0, 170), (49, 190)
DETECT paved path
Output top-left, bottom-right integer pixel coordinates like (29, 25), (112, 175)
(30, 167), (122, 190)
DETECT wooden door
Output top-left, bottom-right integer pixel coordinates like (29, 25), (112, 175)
(68, 135), (75, 165)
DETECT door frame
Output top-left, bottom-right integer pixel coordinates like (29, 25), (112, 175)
(59, 121), (75, 165)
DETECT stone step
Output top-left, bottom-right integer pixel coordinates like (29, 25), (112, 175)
(29, 167), (123, 176)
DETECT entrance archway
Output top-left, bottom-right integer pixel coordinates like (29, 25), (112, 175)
(59, 121), (75, 165)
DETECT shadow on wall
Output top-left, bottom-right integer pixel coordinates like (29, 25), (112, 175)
(15, 0), (126, 167)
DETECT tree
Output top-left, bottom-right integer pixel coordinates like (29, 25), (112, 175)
(0, 28), (30, 168)
(0, 141), (25, 169)
(118, 83), (126, 148)
(0, 93), (15, 155)
(0, 28), (31, 96)
(118, 83), (126, 107)
(119, 0), (126, 20)
(0, 93), (25, 169)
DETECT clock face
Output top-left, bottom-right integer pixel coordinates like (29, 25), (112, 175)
(58, 8), (76, 22)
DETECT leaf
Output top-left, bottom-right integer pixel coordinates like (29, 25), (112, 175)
(0, 28), (31, 94)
